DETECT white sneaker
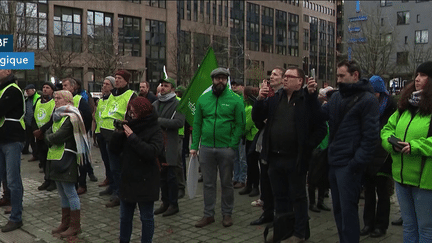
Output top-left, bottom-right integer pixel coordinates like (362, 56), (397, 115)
(251, 199), (263, 207)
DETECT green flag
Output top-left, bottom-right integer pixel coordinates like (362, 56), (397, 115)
(177, 47), (218, 125)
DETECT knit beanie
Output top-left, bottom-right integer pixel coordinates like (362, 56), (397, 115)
(369, 75), (389, 95)
(416, 61), (432, 79)
(54, 90), (74, 105)
(115, 70), (131, 82)
(105, 76), (115, 88)
(128, 97), (153, 120)
(42, 81), (56, 92)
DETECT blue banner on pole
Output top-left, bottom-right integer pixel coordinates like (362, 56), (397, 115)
(0, 52), (35, 70)
(0, 35), (13, 52)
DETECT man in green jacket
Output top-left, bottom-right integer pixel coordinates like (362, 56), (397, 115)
(191, 68), (245, 228)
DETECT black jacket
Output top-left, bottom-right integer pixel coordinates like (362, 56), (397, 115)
(252, 87), (327, 173)
(321, 79), (380, 169)
(0, 74), (25, 143)
(109, 111), (164, 203)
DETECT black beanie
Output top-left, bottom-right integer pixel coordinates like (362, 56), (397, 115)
(416, 61), (432, 78)
(42, 82), (56, 92)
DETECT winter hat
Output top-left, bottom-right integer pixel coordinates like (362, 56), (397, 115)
(210, 68), (230, 78)
(42, 81), (56, 91)
(24, 84), (36, 90)
(104, 76), (115, 88)
(369, 75), (389, 95)
(416, 61), (432, 78)
(115, 70), (131, 82)
(128, 97), (153, 120)
(54, 90), (74, 105)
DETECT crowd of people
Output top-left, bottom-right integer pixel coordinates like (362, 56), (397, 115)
(0, 60), (432, 243)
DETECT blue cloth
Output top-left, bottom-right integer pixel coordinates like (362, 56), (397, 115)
(120, 200), (154, 243)
(369, 75), (389, 116)
(233, 139), (247, 183)
(56, 181), (80, 210)
(79, 90), (89, 102)
(395, 182), (432, 242)
(0, 142), (24, 223)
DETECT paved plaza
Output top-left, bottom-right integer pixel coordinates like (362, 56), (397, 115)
(0, 146), (403, 243)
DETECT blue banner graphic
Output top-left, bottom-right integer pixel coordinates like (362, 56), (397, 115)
(0, 35), (13, 52)
(0, 52), (35, 70)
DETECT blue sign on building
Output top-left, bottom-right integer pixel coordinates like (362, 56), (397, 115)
(349, 15), (367, 22)
(348, 27), (361, 32)
(0, 35), (13, 52)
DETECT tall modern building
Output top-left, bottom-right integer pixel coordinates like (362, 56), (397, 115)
(0, 0), (337, 91)
(342, 0), (431, 80)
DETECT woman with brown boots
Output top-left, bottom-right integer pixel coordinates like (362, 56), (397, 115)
(45, 90), (90, 238)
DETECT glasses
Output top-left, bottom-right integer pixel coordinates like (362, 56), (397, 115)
(284, 75), (300, 79)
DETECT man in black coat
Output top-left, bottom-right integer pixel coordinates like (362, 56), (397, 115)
(253, 67), (326, 242)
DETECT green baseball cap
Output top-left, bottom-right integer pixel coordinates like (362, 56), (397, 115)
(159, 77), (176, 88)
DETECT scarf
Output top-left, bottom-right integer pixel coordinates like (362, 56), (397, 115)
(157, 92), (176, 102)
(408, 90), (422, 107)
(53, 105), (91, 166)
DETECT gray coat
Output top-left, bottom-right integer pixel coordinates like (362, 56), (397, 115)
(152, 95), (185, 166)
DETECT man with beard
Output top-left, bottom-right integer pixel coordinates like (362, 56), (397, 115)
(32, 82), (57, 191)
(139, 80), (157, 103)
(190, 68), (245, 228)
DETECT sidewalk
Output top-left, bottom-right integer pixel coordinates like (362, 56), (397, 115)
(0, 147), (403, 242)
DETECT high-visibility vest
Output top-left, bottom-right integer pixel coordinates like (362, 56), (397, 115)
(73, 95), (82, 108)
(0, 83), (25, 129)
(95, 98), (109, 134)
(47, 116), (69, 161)
(34, 99), (55, 128)
(100, 90), (134, 131)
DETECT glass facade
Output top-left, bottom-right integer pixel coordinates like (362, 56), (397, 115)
(118, 15), (141, 56)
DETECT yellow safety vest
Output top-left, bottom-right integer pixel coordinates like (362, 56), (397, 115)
(47, 116), (68, 161)
(34, 99), (55, 128)
(100, 90), (134, 131)
(73, 95), (82, 108)
(0, 83), (25, 129)
(95, 98), (109, 134)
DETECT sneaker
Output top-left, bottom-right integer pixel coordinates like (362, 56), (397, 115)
(1, 220), (23, 232)
(251, 199), (263, 207)
(195, 216), (215, 228)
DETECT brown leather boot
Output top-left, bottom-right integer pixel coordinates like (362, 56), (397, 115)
(60, 209), (81, 238)
(52, 208), (70, 234)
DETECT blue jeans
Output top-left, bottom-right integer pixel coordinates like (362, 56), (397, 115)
(329, 164), (363, 243)
(120, 200), (154, 243)
(0, 142), (24, 223)
(56, 181), (80, 210)
(97, 134), (113, 188)
(233, 140), (247, 183)
(199, 146), (235, 217)
(106, 143), (121, 199)
(396, 182), (432, 243)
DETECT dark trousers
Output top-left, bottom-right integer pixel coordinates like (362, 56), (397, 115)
(36, 139), (49, 181)
(181, 122), (191, 180)
(268, 154), (308, 239)
(329, 164), (363, 243)
(97, 133), (113, 188)
(308, 186), (328, 206)
(260, 160), (274, 218)
(245, 141), (259, 188)
(363, 175), (392, 230)
(78, 154), (94, 189)
(160, 166), (178, 207)
(23, 125), (37, 157)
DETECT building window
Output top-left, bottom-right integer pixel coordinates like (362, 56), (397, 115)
(118, 15), (141, 56)
(417, 14), (420, 23)
(218, 3), (223, 26)
(179, 1), (185, 19)
(405, 36), (408, 44)
(213, 36), (228, 68)
(146, 20), (166, 82)
(126, 0), (141, 3)
(193, 33), (210, 72)
(212, 2), (216, 25)
(11, 1), (48, 50)
(288, 13), (299, 57)
(397, 11), (409, 25)
(247, 3), (260, 51)
(54, 6), (82, 52)
(186, 0), (191, 20)
(145, 0), (166, 8)
(303, 29), (309, 51)
(87, 10), (113, 53)
(193, 0), (198, 22)
(415, 30), (428, 44)
(261, 7), (274, 53)
(396, 52), (409, 65)
(380, 0), (392, 6)
(275, 10), (287, 55)
(200, 0), (204, 22)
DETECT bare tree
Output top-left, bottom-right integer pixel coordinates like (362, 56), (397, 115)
(347, 7), (397, 77)
(396, 43), (432, 79)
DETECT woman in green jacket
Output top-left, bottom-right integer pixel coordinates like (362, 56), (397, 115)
(381, 61), (432, 243)
(45, 90), (90, 238)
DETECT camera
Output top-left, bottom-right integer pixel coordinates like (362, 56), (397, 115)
(113, 119), (125, 130)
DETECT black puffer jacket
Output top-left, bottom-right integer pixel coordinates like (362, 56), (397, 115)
(109, 111), (164, 203)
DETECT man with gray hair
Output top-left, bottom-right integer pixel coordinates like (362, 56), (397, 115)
(190, 67), (245, 228)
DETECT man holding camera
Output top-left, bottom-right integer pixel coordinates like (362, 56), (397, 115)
(252, 67), (326, 242)
(100, 70), (137, 207)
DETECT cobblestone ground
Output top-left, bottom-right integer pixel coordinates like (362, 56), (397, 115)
(0, 146), (403, 243)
